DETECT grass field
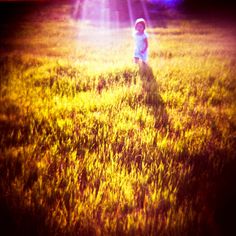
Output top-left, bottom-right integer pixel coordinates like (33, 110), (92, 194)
(0, 3), (236, 236)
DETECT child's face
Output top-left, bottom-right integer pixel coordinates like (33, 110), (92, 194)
(135, 23), (145, 33)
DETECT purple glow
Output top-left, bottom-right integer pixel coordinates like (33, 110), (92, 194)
(73, 0), (108, 27)
(72, 0), (184, 37)
(127, 0), (134, 26)
(147, 0), (183, 5)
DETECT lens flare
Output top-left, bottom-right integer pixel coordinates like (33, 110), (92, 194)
(140, 0), (152, 28)
(127, 0), (134, 26)
(73, 0), (114, 28)
(73, 0), (115, 48)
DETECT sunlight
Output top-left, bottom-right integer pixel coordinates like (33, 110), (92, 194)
(140, 0), (152, 28)
(127, 0), (134, 26)
(73, 0), (113, 28)
(148, 0), (183, 6)
(2, 1), (236, 235)
(73, 0), (122, 48)
(73, 0), (111, 48)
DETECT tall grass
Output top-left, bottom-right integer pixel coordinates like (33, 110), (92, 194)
(0, 4), (236, 236)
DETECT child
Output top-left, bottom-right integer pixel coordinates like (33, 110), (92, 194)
(133, 18), (148, 64)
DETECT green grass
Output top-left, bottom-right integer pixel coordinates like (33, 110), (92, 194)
(0, 4), (236, 236)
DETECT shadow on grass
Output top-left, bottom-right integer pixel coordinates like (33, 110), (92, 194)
(176, 147), (236, 235)
(0, 102), (46, 236)
(138, 63), (236, 235)
(138, 63), (168, 130)
(0, 99), (61, 236)
(0, 195), (57, 236)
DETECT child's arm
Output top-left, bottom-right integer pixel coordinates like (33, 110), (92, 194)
(141, 38), (148, 53)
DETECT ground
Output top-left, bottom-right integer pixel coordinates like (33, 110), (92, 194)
(0, 2), (236, 236)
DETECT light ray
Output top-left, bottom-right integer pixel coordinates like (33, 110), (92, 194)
(140, 0), (152, 28)
(74, 0), (114, 50)
(127, 0), (134, 27)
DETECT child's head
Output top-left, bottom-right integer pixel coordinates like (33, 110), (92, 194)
(135, 18), (146, 33)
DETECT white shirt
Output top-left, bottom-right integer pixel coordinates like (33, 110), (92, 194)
(133, 31), (148, 62)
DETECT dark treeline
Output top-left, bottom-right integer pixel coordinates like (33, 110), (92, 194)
(0, 0), (235, 32)
(1, 0), (235, 13)
(182, 0), (236, 10)
(73, 0), (236, 15)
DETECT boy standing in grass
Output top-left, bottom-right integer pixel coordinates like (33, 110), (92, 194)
(133, 18), (149, 64)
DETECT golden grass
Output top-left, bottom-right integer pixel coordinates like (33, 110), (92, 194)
(0, 4), (236, 236)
